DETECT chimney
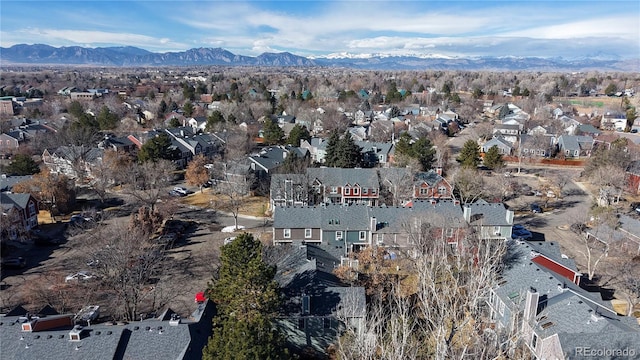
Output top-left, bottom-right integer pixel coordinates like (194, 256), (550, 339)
(523, 288), (539, 324)
(463, 205), (471, 222)
(435, 166), (443, 176)
(370, 217), (377, 232)
(68, 325), (85, 341)
(506, 210), (514, 225)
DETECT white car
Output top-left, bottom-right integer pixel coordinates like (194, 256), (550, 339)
(173, 186), (188, 195)
(204, 163), (215, 169)
(65, 271), (95, 282)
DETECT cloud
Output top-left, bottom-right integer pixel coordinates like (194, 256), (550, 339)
(1, 28), (189, 52)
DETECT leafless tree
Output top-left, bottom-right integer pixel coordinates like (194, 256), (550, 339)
(380, 168), (416, 207)
(213, 177), (250, 230)
(451, 167), (486, 204)
(578, 229), (610, 281)
(121, 159), (175, 212)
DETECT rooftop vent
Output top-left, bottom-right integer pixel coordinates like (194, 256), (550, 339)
(169, 314), (181, 326)
(69, 325), (84, 342)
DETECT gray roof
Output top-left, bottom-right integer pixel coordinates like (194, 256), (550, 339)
(307, 167), (378, 188)
(0, 192), (32, 211)
(274, 200), (465, 230)
(464, 199), (512, 226)
(414, 169), (446, 187)
(0, 175), (33, 192)
(0, 301), (214, 360)
(558, 135), (593, 152)
(355, 141), (393, 155)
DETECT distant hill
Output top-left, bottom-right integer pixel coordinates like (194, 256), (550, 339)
(1, 44), (637, 71)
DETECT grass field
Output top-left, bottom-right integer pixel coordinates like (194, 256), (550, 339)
(182, 189), (269, 218)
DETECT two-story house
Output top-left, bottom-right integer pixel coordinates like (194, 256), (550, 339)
(0, 192), (39, 240)
(308, 168), (380, 206)
(412, 169), (454, 200)
(462, 200), (514, 240)
(557, 135), (594, 158)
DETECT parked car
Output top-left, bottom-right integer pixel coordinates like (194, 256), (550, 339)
(530, 203), (543, 213)
(546, 190), (556, 198)
(173, 186), (188, 195)
(1, 257), (26, 269)
(512, 224), (527, 231)
(65, 271), (95, 282)
(204, 163), (215, 169)
(202, 180), (213, 188)
(512, 228), (533, 240)
(533, 190), (543, 197)
(70, 214), (92, 226)
(168, 190), (186, 197)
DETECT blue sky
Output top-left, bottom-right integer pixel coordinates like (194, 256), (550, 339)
(1, 1), (639, 59)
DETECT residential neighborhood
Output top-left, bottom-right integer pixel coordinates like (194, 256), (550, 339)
(1, 64), (639, 359)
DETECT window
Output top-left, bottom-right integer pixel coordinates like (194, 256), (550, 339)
(330, 186), (338, 194)
(359, 231), (366, 240)
(344, 187), (351, 195)
(284, 229), (291, 238)
(28, 202), (36, 215)
(336, 231), (343, 240)
(419, 188), (429, 195)
(371, 189), (377, 195)
(353, 187), (359, 195)
(499, 300), (505, 316)
(305, 228), (312, 238)
(323, 318), (331, 329)
(446, 228), (454, 237)
(531, 333), (538, 349)
(438, 186), (448, 195)
(362, 188), (368, 195)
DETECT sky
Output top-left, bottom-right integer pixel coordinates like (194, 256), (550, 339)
(1, 1), (639, 59)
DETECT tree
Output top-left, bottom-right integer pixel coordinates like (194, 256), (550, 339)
(483, 145), (504, 170)
(324, 132), (362, 168)
(452, 167), (486, 204)
(215, 177), (250, 231)
(13, 168), (76, 217)
(122, 160), (175, 211)
(412, 137), (436, 171)
(203, 233), (288, 359)
(185, 154), (210, 192)
(604, 83), (618, 96)
(286, 124), (311, 146)
(183, 101), (195, 117)
(168, 117), (181, 128)
(96, 105), (119, 130)
(206, 110), (225, 132)
(4, 154), (39, 175)
(456, 140), (481, 169)
(262, 119), (285, 145)
(137, 133), (179, 163)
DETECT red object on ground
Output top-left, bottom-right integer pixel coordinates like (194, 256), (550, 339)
(195, 292), (206, 303)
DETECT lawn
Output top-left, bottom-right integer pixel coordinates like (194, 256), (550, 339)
(182, 189), (269, 218)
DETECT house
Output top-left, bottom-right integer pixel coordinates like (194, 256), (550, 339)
(97, 135), (138, 155)
(308, 168), (379, 206)
(557, 135), (594, 158)
(1, 192), (39, 239)
(487, 240), (640, 359)
(42, 146), (104, 180)
(481, 136), (513, 155)
(412, 169), (453, 200)
(601, 112), (627, 131)
(0, 300), (215, 360)
(0, 132), (20, 155)
(272, 200), (468, 252)
(273, 243), (366, 357)
(300, 137), (327, 163)
(519, 134), (555, 158)
(249, 146), (308, 178)
(585, 215), (640, 255)
(356, 141), (393, 167)
(187, 116), (207, 132)
(354, 110), (373, 124)
(462, 200), (513, 240)
(0, 175), (33, 193)
(0, 99), (15, 116)
(626, 160), (640, 194)
(348, 126), (369, 142)
(270, 173), (310, 210)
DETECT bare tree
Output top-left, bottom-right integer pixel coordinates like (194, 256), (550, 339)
(185, 154), (209, 192)
(451, 167), (486, 204)
(121, 160), (175, 211)
(579, 228), (610, 281)
(214, 176), (250, 230)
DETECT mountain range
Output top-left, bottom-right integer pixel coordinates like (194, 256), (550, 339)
(1, 44), (638, 72)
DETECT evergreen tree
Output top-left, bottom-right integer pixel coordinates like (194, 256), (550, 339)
(413, 137), (436, 171)
(457, 139), (481, 168)
(286, 124), (311, 146)
(4, 154), (40, 175)
(203, 233), (289, 360)
(334, 133), (362, 168)
(183, 101), (195, 117)
(96, 105), (119, 130)
(483, 145), (504, 170)
(137, 133), (179, 163)
(394, 132), (414, 157)
(168, 117), (182, 128)
(324, 130), (341, 167)
(206, 110), (225, 131)
(262, 119), (285, 145)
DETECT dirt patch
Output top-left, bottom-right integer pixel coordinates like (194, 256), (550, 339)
(182, 190), (269, 217)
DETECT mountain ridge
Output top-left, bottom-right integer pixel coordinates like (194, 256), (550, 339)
(1, 44), (637, 71)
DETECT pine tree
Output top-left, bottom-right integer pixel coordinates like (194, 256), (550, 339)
(137, 133), (179, 163)
(335, 133), (362, 168)
(483, 145), (504, 170)
(324, 130), (341, 167)
(457, 139), (481, 169)
(287, 124), (311, 146)
(262, 119), (285, 146)
(203, 233), (289, 359)
(5, 154), (40, 176)
(413, 137), (436, 171)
